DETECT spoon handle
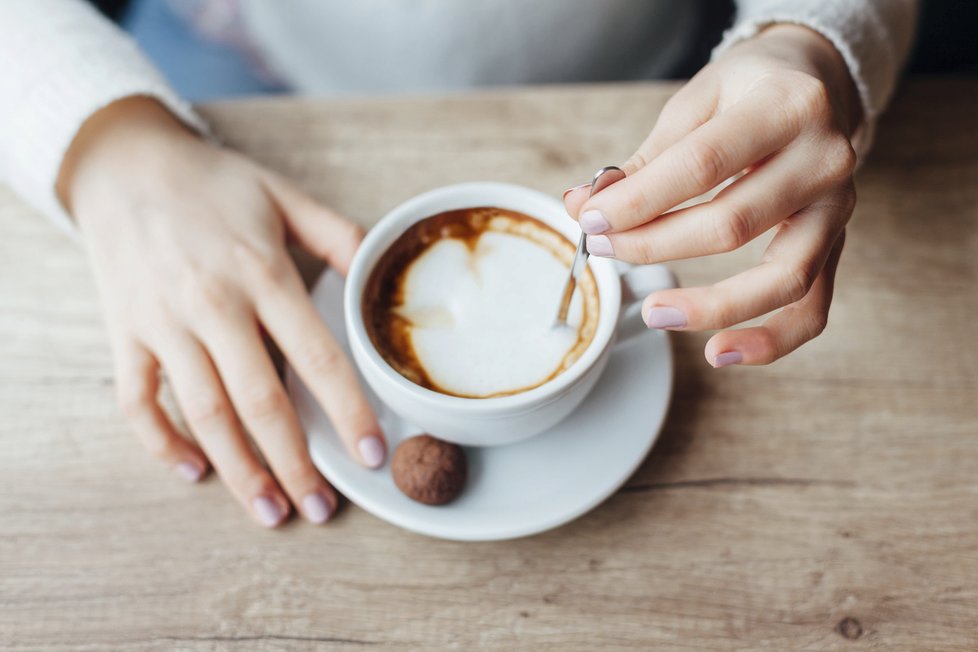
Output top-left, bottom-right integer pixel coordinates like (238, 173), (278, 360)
(555, 166), (626, 325)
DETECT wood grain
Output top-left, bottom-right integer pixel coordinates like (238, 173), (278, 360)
(1, 80), (976, 651)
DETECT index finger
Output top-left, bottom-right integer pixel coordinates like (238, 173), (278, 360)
(578, 83), (808, 235)
(256, 268), (387, 470)
(563, 78), (718, 219)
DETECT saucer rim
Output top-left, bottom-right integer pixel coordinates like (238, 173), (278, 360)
(287, 268), (673, 541)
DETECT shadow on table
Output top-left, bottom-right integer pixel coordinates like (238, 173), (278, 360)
(516, 331), (712, 540)
(628, 332), (708, 479)
(580, 332), (711, 525)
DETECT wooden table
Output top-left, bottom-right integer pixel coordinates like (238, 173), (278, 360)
(1, 80), (976, 651)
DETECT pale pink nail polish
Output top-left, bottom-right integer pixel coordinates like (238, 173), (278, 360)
(253, 495), (285, 528)
(644, 306), (687, 329)
(562, 182), (591, 199)
(586, 234), (614, 257)
(713, 351), (743, 368)
(302, 492), (332, 524)
(176, 462), (203, 483)
(580, 210), (611, 234)
(358, 436), (386, 468)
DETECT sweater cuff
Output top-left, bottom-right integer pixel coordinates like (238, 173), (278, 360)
(2, 31), (207, 237)
(712, 1), (916, 160)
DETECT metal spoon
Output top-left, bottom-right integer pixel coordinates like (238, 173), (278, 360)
(555, 165), (626, 326)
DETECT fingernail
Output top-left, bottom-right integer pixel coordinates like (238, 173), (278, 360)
(586, 234), (614, 257)
(713, 351), (743, 368)
(580, 210), (611, 235)
(562, 182), (591, 199)
(644, 306), (687, 329)
(175, 462), (203, 483)
(253, 495), (286, 528)
(358, 435), (386, 468)
(301, 492), (332, 524)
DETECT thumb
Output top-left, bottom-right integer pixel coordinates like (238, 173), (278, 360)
(260, 168), (364, 276)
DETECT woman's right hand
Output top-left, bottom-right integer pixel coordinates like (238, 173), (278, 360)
(57, 97), (387, 527)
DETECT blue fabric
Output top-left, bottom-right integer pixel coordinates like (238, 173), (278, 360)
(122, 0), (284, 101)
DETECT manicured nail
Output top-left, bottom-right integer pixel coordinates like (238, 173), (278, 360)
(713, 351), (743, 368)
(579, 210), (611, 234)
(301, 492), (332, 524)
(562, 182), (591, 199)
(253, 495), (286, 528)
(586, 234), (614, 257)
(358, 435), (386, 468)
(175, 462), (203, 483)
(644, 306), (687, 329)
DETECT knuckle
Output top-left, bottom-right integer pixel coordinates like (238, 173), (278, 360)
(782, 260), (820, 304)
(623, 148), (651, 175)
(274, 457), (319, 489)
(683, 139), (727, 190)
(803, 309), (829, 340)
(700, 288), (737, 329)
(698, 301), (739, 328)
(182, 394), (231, 429)
(823, 136), (857, 181)
(703, 297), (734, 329)
(624, 233), (658, 264)
(239, 383), (290, 423)
(190, 271), (234, 315)
(301, 336), (344, 375)
(712, 204), (754, 252)
(786, 72), (832, 122)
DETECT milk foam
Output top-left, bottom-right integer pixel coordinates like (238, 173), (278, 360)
(395, 231), (588, 397)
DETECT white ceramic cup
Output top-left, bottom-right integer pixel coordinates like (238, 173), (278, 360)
(344, 182), (676, 446)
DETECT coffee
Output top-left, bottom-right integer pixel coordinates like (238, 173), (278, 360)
(363, 207), (599, 398)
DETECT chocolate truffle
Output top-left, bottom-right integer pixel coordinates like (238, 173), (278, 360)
(391, 435), (467, 505)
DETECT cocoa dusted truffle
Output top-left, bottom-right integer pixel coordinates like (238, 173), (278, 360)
(391, 435), (467, 505)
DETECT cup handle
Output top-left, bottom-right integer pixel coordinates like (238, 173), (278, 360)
(615, 262), (679, 344)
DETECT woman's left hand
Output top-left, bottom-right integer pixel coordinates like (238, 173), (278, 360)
(564, 24), (861, 368)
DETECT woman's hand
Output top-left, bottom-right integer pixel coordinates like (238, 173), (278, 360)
(564, 25), (861, 367)
(58, 97), (387, 527)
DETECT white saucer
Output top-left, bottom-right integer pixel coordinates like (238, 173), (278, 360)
(285, 269), (673, 541)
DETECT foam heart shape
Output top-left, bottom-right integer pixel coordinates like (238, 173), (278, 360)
(396, 230), (588, 397)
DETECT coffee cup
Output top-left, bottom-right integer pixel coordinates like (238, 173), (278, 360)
(344, 182), (676, 446)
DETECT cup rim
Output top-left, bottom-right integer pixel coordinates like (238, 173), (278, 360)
(344, 182), (622, 412)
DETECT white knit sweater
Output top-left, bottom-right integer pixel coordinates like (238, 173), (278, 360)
(0, 0), (917, 232)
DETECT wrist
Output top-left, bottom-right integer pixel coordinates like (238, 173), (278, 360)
(56, 97), (199, 218)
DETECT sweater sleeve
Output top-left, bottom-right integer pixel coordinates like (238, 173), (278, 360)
(0, 0), (208, 234)
(716, 0), (919, 155)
